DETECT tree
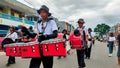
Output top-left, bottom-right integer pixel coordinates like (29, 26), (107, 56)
(94, 23), (110, 38)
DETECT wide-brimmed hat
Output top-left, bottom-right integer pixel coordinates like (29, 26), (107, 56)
(77, 18), (85, 24)
(37, 5), (51, 16)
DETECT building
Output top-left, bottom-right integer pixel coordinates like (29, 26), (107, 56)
(0, 0), (38, 28)
(109, 23), (120, 37)
(114, 23), (120, 33)
(0, 0), (74, 32)
(57, 21), (74, 32)
(48, 17), (74, 32)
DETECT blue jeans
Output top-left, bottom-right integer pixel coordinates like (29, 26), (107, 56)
(108, 42), (114, 54)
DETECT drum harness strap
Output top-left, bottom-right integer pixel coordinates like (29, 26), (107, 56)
(37, 18), (60, 51)
(37, 18), (53, 51)
(6, 32), (14, 38)
(76, 27), (87, 49)
(37, 18), (53, 35)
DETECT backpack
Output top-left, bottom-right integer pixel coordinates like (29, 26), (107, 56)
(69, 27), (87, 49)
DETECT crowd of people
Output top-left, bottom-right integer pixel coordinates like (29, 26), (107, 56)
(1, 5), (120, 68)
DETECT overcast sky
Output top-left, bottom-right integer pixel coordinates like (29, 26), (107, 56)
(17, 0), (120, 28)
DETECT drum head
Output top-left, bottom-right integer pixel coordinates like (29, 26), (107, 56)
(41, 39), (64, 44)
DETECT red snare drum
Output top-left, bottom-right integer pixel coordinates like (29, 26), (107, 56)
(21, 42), (41, 58)
(69, 34), (82, 49)
(5, 43), (22, 57)
(42, 39), (66, 56)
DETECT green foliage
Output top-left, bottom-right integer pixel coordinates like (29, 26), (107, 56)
(94, 23), (110, 38)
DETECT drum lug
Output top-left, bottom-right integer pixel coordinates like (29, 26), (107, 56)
(14, 48), (16, 53)
(45, 45), (48, 52)
(32, 46), (35, 52)
(56, 44), (58, 50)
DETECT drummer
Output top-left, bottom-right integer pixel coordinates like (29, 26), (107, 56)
(5, 26), (18, 66)
(29, 5), (58, 68)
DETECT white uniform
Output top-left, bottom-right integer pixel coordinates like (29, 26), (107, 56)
(5, 32), (18, 41)
(88, 33), (92, 48)
(35, 20), (58, 35)
(77, 27), (88, 36)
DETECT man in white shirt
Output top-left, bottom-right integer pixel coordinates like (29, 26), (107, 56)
(29, 5), (58, 68)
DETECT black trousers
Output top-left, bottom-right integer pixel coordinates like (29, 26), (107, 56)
(93, 40), (95, 45)
(29, 56), (53, 68)
(8, 56), (15, 64)
(29, 48), (53, 68)
(85, 45), (92, 58)
(76, 49), (86, 67)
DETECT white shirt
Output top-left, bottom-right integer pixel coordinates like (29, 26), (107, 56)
(5, 32), (18, 41)
(108, 37), (116, 42)
(66, 34), (69, 40)
(77, 27), (88, 36)
(88, 33), (92, 39)
(35, 20), (58, 35)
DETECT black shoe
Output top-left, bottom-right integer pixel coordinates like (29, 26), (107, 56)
(57, 57), (61, 59)
(64, 56), (66, 58)
(88, 57), (90, 59)
(85, 57), (88, 59)
(11, 62), (15, 64)
(6, 61), (15, 67)
(6, 63), (10, 67)
(79, 66), (84, 68)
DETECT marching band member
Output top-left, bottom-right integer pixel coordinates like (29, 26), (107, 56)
(28, 5), (58, 68)
(85, 28), (93, 59)
(21, 27), (37, 42)
(58, 29), (68, 59)
(74, 19), (88, 68)
(4, 26), (18, 66)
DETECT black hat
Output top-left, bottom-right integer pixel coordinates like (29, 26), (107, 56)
(37, 5), (51, 16)
(78, 18), (85, 24)
(88, 28), (92, 31)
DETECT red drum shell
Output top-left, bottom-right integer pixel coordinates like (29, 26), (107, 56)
(5, 45), (22, 57)
(42, 41), (66, 56)
(21, 43), (41, 58)
(5, 46), (15, 56)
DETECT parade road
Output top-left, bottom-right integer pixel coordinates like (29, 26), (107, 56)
(0, 41), (119, 68)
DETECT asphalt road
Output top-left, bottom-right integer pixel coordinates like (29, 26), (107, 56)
(0, 41), (119, 68)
